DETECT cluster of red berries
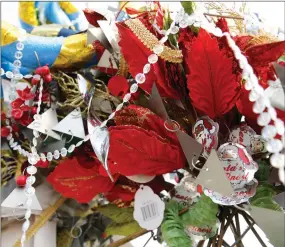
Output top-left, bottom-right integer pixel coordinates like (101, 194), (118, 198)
(31, 65), (52, 85)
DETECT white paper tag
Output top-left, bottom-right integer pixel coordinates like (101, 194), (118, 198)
(133, 185), (165, 230)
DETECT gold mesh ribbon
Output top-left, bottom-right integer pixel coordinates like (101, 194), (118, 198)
(13, 197), (66, 247)
(125, 19), (183, 63)
(118, 54), (129, 77)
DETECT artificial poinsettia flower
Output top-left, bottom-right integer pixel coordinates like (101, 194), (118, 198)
(185, 28), (241, 120)
(16, 86), (35, 101)
(19, 112), (33, 126)
(101, 105), (185, 177)
(47, 157), (119, 203)
(117, 20), (182, 99)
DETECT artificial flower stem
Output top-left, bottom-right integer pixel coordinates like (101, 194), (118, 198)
(204, 13), (244, 20)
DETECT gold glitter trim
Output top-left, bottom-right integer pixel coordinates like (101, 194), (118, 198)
(125, 19), (183, 63)
(19, 2), (39, 27)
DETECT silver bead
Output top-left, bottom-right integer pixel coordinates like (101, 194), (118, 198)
(130, 83), (138, 94)
(27, 166), (37, 175)
(123, 93), (131, 102)
(257, 112), (271, 126)
(16, 42), (24, 51)
(32, 138), (37, 147)
(275, 118), (285, 135)
(170, 26), (179, 34)
(60, 148), (67, 157)
(116, 103), (124, 112)
(24, 186), (35, 196)
(13, 60), (22, 68)
(40, 153), (46, 162)
(47, 152), (53, 161)
(143, 64), (151, 74)
(53, 150), (60, 159)
(25, 209), (32, 220)
(68, 144), (75, 153)
(26, 198), (33, 207)
(153, 44), (164, 55)
(262, 125), (277, 140)
(266, 139), (283, 153)
(15, 51), (23, 59)
(33, 130), (39, 138)
(76, 140), (83, 147)
(14, 73), (23, 80)
(1, 68), (4, 75)
(22, 220), (30, 232)
(26, 176), (36, 185)
(148, 54), (158, 64)
(135, 73), (146, 84)
(253, 98), (266, 114)
(5, 71), (14, 79)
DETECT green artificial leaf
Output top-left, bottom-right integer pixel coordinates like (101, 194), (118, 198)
(96, 204), (142, 236)
(163, 10), (178, 48)
(181, 194), (218, 228)
(161, 200), (192, 247)
(254, 160), (271, 182)
(181, 2), (196, 15)
(250, 184), (283, 211)
(105, 221), (142, 236)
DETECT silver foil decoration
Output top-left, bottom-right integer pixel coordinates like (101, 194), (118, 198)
(87, 116), (114, 182)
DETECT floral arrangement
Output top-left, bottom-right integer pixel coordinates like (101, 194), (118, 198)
(1, 2), (285, 247)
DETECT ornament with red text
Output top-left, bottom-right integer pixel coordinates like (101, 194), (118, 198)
(193, 116), (219, 158)
(204, 143), (258, 205)
(171, 174), (201, 206)
(228, 123), (267, 155)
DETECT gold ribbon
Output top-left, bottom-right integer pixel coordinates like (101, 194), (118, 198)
(125, 19), (183, 63)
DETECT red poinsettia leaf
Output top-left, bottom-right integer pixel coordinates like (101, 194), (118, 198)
(187, 29), (241, 119)
(47, 158), (118, 203)
(108, 125), (185, 176)
(233, 35), (254, 51)
(108, 76), (129, 97)
(246, 40), (285, 67)
(20, 105), (31, 112)
(116, 23), (179, 99)
(11, 108), (23, 119)
(216, 18), (229, 33)
(115, 105), (180, 145)
(11, 98), (24, 108)
(106, 184), (137, 203)
(17, 86), (35, 100)
(83, 8), (106, 27)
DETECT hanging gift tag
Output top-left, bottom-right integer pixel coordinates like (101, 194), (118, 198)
(176, 130), (203, 166)
(247, 206), (285, 247)
(148, 83), (169, 120)
(52, 108), (85, 139)
(133, 185), (165, 230)
(27, 108), (61, 140)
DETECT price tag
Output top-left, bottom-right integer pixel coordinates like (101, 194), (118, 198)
(133, 186), (165, 230)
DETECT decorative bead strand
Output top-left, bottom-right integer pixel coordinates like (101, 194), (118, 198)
(6, 7), (285, 245)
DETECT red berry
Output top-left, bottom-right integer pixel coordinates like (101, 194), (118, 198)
(11, 108), (23, 119)
(31, 106), (37, 115)
(1, 127), (10, 137)
(31, 77), (40, 85)
(43, 74), (52, 83)
(16, 175), (27, 187)
(41, 65), (50, 75)
(35, 67), (43, 75)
